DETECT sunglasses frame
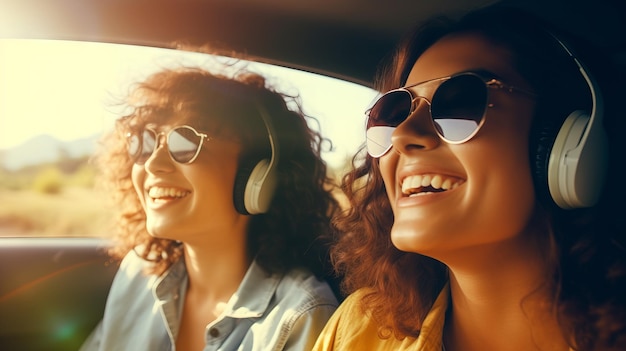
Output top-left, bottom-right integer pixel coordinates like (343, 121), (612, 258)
(366, 71), (536, 158)
(127, 124), (211, 165)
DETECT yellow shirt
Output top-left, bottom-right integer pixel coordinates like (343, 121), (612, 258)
(312, 284), (449, 351)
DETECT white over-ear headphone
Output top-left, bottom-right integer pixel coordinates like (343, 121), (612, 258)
(546, 35), (608, 209)
(233, 104), (280, 215)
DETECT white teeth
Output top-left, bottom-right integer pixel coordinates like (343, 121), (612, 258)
(148, 187), (189, 199)
(441, 178), (452, 190)
(401, 174), (464, 195)
(431, 175), (442, 189)
(406, 175), (422, 190)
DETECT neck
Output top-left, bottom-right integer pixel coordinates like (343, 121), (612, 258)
(182, 241), (249, 300)
(441, 233), (569, 351)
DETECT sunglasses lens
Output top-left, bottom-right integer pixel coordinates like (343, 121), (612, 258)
(366, 90), (413, 157)
(365, 74), (489, 157)
(128, 134), (140, 159)
(168, 127), (202, 163)
(431, 74), (487, 142)
(366, 126), (396, 158)
(128, 130), (156, 165)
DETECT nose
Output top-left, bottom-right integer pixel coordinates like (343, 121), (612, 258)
(144, 132), (175, 173)
(390, 97), (440, 154)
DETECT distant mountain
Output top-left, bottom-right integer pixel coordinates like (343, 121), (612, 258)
(0, 134), (99, 171)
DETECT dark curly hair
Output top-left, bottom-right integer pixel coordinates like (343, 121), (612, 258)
(93, 63), (340, 283)
(331, 4), (626, 350)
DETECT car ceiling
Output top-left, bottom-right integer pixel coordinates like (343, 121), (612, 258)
(1, 0), (624, 87)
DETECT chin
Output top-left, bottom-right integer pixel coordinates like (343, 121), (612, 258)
(390, 224), (438, 254)
(145, 222), (174, 240)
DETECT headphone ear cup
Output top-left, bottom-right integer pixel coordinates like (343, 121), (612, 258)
(547, 110), (608, 209)
(233, 158), (278, 215)
(531, 114), (561, 207)
(233, 159), (257, 215)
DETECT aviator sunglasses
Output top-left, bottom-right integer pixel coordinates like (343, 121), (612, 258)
(365, 71), (535, 158)
(127, 125), (211, 165)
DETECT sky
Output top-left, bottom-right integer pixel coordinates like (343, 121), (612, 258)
(0, 39), (378, 169)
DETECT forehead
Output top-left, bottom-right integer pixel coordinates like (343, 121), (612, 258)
(406, 32), (530, 90)
(129, 104), (240, 134)
(128, 82), (256, 126)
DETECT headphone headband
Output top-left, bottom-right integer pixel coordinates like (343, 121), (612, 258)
(545, 33), (608, 209)
(233, 102), (280, 215)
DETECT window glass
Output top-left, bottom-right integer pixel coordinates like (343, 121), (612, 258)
(0, 39), (377, 237)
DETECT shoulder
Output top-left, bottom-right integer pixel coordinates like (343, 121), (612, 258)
(314, 288), (431, 350)
(325, 288), (371, 326)
(235, 267), (339, 350)
(106, 250), (161, 302)
(312, 288), (387, 350)
(237, 262), (338, 318)
(113, 250), (156, 282)
(87, 252), (172, 350)
(275, 268), (339, 310)
(118, 249), (152, 272)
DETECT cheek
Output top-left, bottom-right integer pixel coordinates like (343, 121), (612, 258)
(470, 100), (536, 202)
(462, 134), (537, 237)
(470, 147), (535, 201)
(190, 159), (239, 206)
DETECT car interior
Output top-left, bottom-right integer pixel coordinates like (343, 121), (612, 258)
(1, 0), (623, 350)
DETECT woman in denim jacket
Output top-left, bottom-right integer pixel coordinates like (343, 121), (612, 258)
(81, 64), (339, 351)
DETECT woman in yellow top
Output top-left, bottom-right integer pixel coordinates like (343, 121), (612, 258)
(314, 3), (625, 351)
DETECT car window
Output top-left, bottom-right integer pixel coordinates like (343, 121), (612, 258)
(0, 39), (377, 237)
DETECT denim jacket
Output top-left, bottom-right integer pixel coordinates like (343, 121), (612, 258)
(81, 251), (338, 351)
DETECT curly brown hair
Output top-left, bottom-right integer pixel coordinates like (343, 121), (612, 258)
(331, 5), (626, 350)
(93, 63), (340, 282)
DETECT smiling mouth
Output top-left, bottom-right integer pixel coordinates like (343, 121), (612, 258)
(148, 186), (190, 201)
(401, 174), (464, 197)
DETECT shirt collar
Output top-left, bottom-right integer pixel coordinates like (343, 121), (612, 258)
(153, 256), (187, 299)
(152, 258), (283, 319)
(223, 260), (282, 318)
(416, 282), (450, 351)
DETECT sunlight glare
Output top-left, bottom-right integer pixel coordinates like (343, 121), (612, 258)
(0, 39), (377, 169)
